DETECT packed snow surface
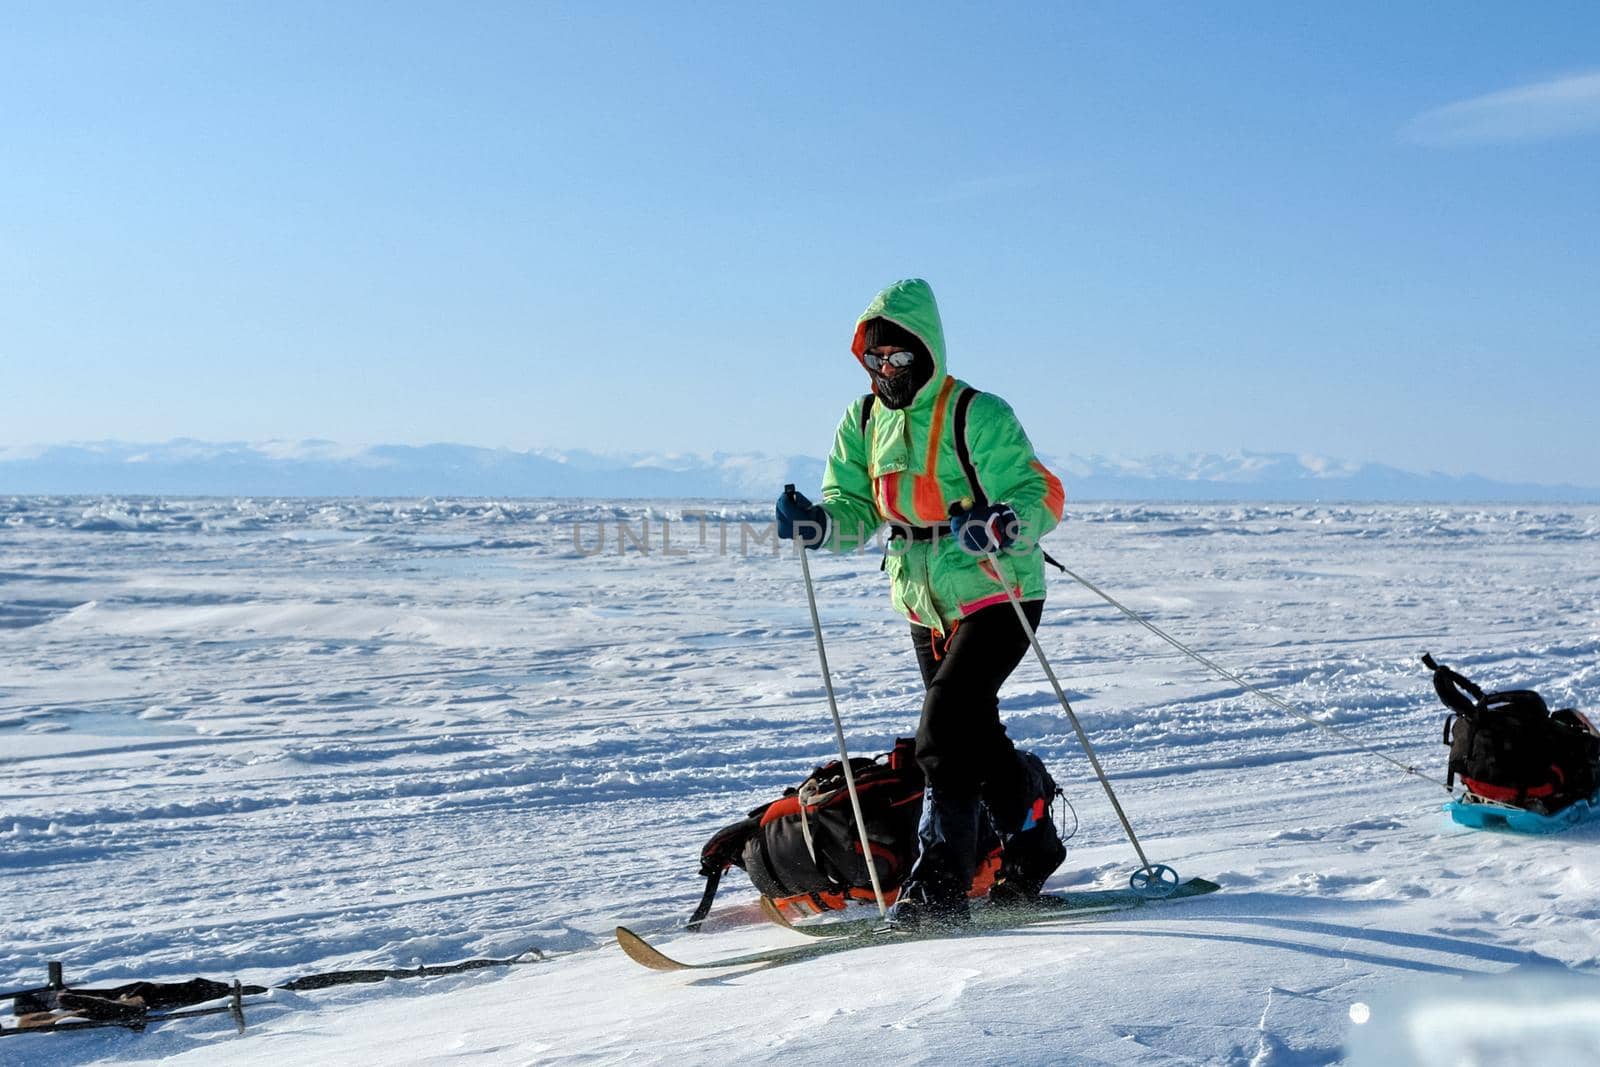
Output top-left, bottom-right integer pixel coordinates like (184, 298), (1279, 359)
(2, 496), (1598, 1065)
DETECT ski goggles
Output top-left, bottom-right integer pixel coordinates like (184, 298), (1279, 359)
(862, 349), (918, 372)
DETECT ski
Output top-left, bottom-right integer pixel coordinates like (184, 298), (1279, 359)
(617, 924), (907, 972)
(764, 876), (1221, 938)
(617, 877), (1220, 972)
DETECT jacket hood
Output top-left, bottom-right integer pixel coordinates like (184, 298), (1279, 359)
(852, 278), (948, 408)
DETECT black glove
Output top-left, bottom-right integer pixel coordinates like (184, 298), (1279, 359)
(776, 488), (830, 549)
(949, 501), (1019, 555)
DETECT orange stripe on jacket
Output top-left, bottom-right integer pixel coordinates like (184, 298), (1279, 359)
(878, 471), (910, 525)
(1032, 459), (1066, 522)
(912, 378), (957, 523)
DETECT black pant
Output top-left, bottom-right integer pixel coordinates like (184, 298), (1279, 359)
(910, 599), (1044, 837)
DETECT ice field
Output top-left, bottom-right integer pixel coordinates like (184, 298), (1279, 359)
(3, 496), (1598, 1065)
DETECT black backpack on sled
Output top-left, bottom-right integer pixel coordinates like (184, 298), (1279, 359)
(1424, 653), (1600, 812)
(688, 738), (1005, 928)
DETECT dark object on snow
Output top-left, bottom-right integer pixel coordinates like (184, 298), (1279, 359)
(691, 738), (1019, 928)
(12, 977), (262, 1017)
(1425, 653), (1600, 812)
(278, 953), (542, 991)
(2, 976), (248, 1038)
(2, 947), (546, 1039)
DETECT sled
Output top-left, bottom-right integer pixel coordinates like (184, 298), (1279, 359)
(1446, 788), (1600, 834)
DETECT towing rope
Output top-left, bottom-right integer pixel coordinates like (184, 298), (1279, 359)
(1056, 564), (1452, 794)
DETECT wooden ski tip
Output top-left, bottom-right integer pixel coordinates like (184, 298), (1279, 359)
(758, 897), (795, 929)
(615, 927), (689, 972)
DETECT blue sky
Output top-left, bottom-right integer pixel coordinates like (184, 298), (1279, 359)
(3, 2), (1598, 485)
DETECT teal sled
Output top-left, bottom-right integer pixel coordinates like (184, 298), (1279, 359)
(1447, 789), (1600, 834)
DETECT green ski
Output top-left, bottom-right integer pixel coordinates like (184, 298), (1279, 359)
(764, 876), (1221, 938)
(617, 877), (1220, 972)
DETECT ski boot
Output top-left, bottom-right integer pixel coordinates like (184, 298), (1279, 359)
(989, 811), (1067, 905)
(889, 787), (979, 930)
(887, 868), (971, 930)
(987, 753), (1067, 906)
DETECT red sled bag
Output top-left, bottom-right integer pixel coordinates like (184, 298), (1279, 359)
(1426, 653), (1600, 812)
(689, 738), (1001, 927)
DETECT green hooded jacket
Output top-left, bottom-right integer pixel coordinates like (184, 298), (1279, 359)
(819, 279), (1066, 633)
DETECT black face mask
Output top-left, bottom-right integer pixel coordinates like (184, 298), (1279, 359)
(871, 350), (935, 409)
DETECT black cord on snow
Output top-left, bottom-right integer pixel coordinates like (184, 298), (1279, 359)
(1057, 792), (1080, 845)
(276, 949), (545, 991)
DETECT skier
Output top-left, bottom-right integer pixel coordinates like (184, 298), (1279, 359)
(776, 278), (1069, 927)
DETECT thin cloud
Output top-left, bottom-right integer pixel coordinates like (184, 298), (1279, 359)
(1403, 71), (1600, 146)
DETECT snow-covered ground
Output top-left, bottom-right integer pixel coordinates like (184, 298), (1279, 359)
(3, 496), (1598, 1065)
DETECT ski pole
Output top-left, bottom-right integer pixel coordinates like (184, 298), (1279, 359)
(1, 961), (63, 1005)
(962, 509), (1175, 896)
(785, 484), (888, 918)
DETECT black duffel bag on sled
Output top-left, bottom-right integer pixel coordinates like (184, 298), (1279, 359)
(688, 738), (1061, 928)
(1425, 653), (1600, 813)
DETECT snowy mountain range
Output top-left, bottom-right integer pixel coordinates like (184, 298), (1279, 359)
(2, 439), (1597, 502)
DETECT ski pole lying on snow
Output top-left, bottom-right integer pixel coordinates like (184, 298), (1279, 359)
(785, 484), (889, 919)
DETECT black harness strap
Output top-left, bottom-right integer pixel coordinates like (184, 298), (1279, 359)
(887, 523), (939, 542)
(952, 388), (1065, 571)
(685, 868), (723, 931)
(686, 810), (764, 930)
(952, 387), (986, 508)
(1423, 653), (1486, 718)
(1425, 654), (1483, 791)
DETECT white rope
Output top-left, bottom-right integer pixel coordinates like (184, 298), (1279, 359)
(1054, 563), (1452, 794)
(797, 779), (820, 866)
